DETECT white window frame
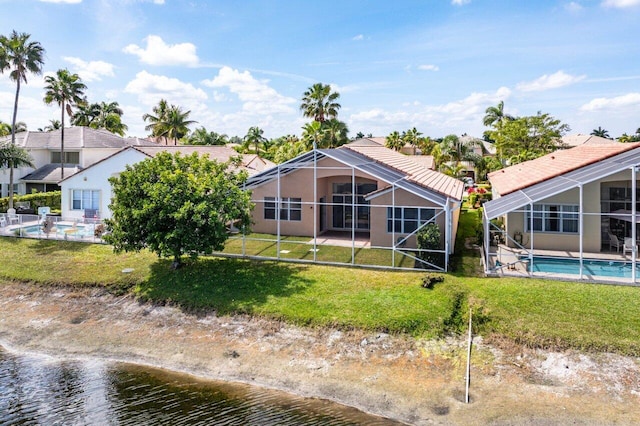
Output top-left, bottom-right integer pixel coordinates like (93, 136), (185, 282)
(525, 203), (579, 234)
(264, 197), (302, 221)
(71, 189), (100, 211)
(387, 207), (436, 234)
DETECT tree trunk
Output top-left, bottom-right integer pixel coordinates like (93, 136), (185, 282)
(60, 101), (65, 180)
(8, 79), (21, 210)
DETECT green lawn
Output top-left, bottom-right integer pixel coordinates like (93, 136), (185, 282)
(1, 226), (640, 355)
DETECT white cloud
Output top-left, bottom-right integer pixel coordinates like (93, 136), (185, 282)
(348, 87), (511, 137)
(516, 70), (586, 92)
(123, 35), (199, 67)
(124, 70), (208, 107)
(63, 57), (115, 82)
(580, 92), (640, 111)
(418, 64), (439, 72)
(565, 1), (584, 12)
(202, 66), (296, 115)
(352, 34), (364, 41)
(601, 0), (640, 8)
(451, 0), (471, 5)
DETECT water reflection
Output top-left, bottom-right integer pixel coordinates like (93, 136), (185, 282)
(0, 347), (402, 425)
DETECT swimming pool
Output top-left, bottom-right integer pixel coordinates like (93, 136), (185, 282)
(525, 256), (639, 278)
(14, 223), (90, 238)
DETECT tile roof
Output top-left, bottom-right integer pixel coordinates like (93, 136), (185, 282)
(562, 133), (620, 147)
(1, 127), (159, 149)
(343, 145), (463, 200)
(489, 143), (640, 196)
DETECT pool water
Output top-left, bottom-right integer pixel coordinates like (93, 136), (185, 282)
(527, 256), (639, 278)
(16, 223), (89, 237)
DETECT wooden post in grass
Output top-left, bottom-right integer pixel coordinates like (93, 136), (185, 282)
(465, 308), (472, 404)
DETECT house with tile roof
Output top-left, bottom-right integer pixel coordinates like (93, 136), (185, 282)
(243, 141), (464, 271)
(58, 145), (274, 221)
(483, 141), (640, 283)
(0, 127), (159, 197)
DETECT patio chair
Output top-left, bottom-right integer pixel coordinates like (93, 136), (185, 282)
(0, 216), (6, 228)
(608, 230), (623, 252)
(7, 211), (20, 225)
(624, 237), (636, 255)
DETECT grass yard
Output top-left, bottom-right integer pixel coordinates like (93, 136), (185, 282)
(1, 208), (640, 356)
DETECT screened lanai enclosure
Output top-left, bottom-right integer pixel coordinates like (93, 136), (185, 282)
(483, 142), (640, 284)
(222, 144), (464, 271)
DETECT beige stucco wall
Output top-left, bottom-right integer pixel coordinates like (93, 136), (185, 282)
(248, 156), (459, 251)
(502, 170), (639, 253)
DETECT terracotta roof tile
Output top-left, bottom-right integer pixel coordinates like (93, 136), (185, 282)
(489, 143), (640, 196)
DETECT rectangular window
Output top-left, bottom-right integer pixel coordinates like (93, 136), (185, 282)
(51, 151), (80, 164)
(71, 189), (100, 210)
(525, 204), (579, 233)
(387, 207), (436, 234)
(263, 197), (301, 221)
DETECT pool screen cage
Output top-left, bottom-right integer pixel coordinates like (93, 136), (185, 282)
(222, 148), (459, 272)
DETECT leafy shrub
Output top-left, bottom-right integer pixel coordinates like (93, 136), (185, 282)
(421, 273), (445, 289)
(0, 191), (61, 213)
(416, 223), (445, 269)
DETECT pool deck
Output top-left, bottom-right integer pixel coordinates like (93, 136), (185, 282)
(0, 217), (103, 243)
(488, 244), (640, 285)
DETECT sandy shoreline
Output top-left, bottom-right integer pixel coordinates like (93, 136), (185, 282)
(1, 281), (639, 425)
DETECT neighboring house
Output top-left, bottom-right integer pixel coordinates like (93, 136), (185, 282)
(59, 145), (273, 221)
(244, 141), (464, 270)
(483, 141), (640, 283)
(0, 127), (158, 197)
(562, 134), (619, 147)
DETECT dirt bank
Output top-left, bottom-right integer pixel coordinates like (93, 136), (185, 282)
(0, 281), (638, 425)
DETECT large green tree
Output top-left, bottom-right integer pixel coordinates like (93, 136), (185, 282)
(300, 83), (341, 123)
(43, 69), (87, 179)
(489, 112), (570, 165)
(104, 152), (253, 269)
(0, 30), (45, 209)
(385, 131), (403, 151)
(322, 118), (349, 148)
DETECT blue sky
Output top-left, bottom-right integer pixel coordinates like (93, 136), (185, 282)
(1, 0), (639, 140)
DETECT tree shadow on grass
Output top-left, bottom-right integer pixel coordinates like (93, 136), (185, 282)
(138, 257), (312, 315)
(2, 237), (92, 255)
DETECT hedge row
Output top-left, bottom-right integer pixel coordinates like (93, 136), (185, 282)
(0, 191), (61, 213)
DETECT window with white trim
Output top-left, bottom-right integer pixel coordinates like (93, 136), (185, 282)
(264, 197), (302, 221)
(525, 204), (578, 233)
(387, 207), (436, 233)
(71, 189), (100, 210)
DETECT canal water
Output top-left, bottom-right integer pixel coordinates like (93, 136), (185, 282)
(0, 347), (403, 425)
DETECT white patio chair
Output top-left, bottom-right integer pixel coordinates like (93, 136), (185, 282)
(624, 237), (636, 255)
(7, 211), (20, 225)
(608, 230), (623, 252)
(0, 216), (6, 228)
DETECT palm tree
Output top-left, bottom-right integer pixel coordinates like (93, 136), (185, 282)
(43, 69), (87, 179)
(0, 142), (34, 174)
(323, 118), (349, 148)
(385, 131), (403, 151)
(301, 121), (325, 150)
(300, 83), (341, 123)
(243, 126), (267, 156)
(0, 121), (10, 136)
(38, 119), (61, 132)
(483, 100), (514, 128)
(0, 30), (44, 210)
(591, 126), (611, 139)
(143, 99), (170, 143)
(185, 127), (229, 145)
(72, 101), (127, 135)
(163, 105), (196, 145)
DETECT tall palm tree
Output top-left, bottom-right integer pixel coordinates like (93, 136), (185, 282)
(43, 69), (87, 179)
(0, 30), (44, 210)
(385, 131), (403, 151)
(143, 99), (170, 143)
(163, 105), (196, 145)
(300, 83), (341, 123)
(483, 100), (514, 128)
(243, 126), (267, 156)
(591, 126), (611, 139)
